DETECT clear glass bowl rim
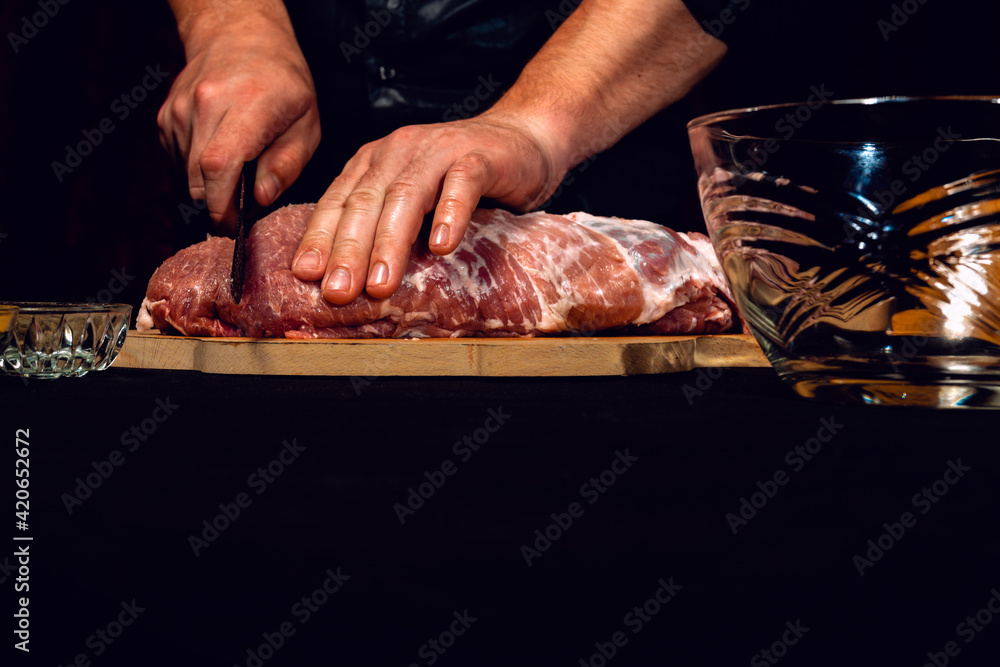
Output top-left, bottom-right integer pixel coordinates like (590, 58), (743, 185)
(686, 95), (1000, 131)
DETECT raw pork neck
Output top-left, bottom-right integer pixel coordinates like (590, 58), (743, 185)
(138, 204), (734, 338)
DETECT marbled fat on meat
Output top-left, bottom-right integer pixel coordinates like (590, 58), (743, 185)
(137, 204), (733, 338)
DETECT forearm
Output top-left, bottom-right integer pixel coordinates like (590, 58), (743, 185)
(489, 0), (726, 175)
(166, 0), (296, 55)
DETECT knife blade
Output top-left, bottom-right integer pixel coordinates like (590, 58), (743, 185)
(230, 160), (257, 304)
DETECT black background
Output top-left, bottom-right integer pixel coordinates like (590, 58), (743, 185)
(5, 369), (1000, 666)
(3, 1), (1000, 665)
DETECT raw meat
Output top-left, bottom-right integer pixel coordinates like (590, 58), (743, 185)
(137, 204), (734, 338)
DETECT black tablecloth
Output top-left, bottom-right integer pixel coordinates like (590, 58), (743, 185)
(4, 367), (999, 666)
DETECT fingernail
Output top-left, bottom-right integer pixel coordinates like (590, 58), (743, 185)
(295, 249), (321, 272)
(368, 262), (389, 286)
(431, 224), (450, 248)
(326, 268), (351, 293)
(261, 173), (280, 205)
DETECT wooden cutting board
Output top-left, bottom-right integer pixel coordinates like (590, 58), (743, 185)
(114, 330), (769, 377)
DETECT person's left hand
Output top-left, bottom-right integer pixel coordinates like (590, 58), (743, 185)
(291, 112), (563, 304)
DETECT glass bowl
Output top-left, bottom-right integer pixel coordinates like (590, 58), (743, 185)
(688, 96), (1000, 408)
(0, 302), (132, 379)
(0, 305), (18, 352)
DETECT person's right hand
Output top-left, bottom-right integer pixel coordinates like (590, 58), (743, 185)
(157, 9), (320, 231)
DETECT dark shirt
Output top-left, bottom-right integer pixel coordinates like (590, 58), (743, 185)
(283, 0), (698, 226)
(287, 0), (569, 131)
(280, 0), (1000, 229)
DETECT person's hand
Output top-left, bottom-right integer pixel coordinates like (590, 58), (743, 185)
(291, 112), (564, 305)
(157, 10), (320, 230)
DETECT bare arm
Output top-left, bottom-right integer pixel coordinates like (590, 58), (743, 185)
(292, 0), (727, 305)
(158, 0), (320, 229)
(492, 0), (727, 183)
